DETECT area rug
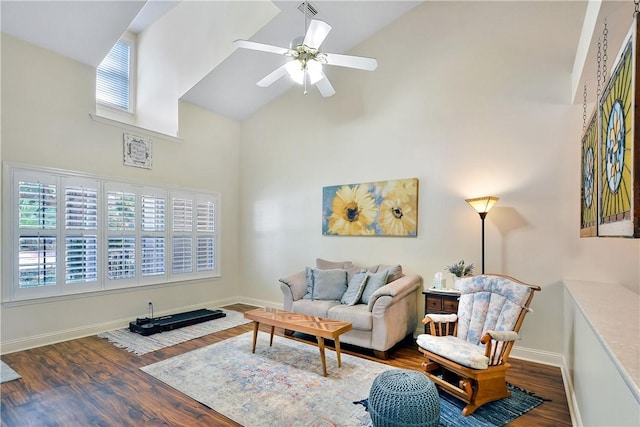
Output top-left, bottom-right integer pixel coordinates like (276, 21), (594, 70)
(1, 360), (21, 383)
(141, 332), (544, 426)
(98, 309), (251, 355)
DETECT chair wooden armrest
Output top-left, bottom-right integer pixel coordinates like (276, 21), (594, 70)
(422, 314), (458, 336)
(480, 330), (519, 366)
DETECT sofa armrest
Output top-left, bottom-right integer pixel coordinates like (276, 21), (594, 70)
(279, 270), (307, 301)
(367, 274), (422, 311)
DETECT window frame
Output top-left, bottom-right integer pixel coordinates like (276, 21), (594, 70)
(2, 163), (221, 303)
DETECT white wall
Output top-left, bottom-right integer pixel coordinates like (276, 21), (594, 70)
(0, 34), (243, 352)
(238, 1), (640, 359)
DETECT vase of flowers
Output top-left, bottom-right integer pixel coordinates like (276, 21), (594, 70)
(446, 260), (474, 289)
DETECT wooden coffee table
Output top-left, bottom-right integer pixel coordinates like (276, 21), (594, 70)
(244, 307), (352, 376)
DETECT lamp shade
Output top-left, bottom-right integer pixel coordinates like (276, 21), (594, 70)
(465, 196), (499, 214)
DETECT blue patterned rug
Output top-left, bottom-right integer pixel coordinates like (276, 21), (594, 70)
(141, 332), (544, 426)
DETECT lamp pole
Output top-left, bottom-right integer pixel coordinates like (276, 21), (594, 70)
(479, 212), (487, 274)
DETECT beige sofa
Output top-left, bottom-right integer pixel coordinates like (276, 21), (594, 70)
(279, 259), (422, 359)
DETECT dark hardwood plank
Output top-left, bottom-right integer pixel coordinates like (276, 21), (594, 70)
(1, 303), (571, 426)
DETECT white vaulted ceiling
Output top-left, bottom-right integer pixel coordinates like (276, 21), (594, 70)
(0, 0), (635, 121)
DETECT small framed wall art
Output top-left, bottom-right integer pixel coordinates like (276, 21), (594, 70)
(123, 133), (152, 169)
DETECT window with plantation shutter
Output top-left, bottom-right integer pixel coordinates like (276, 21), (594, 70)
(17, 179), (57, 289)
(197, 236), (215, 272)
(96, 39), (131, 111)
(19, 181), (56, 229)
(141, 194), (165, 232)
(64, 180), (99, 284)
(19, 236), (56, 288)
(65, 236), (98, 283)
(141, 237), (165, 276)
(107, 236), (136, 279)
(196, 200), (215, 272)
(108, 190), (136, 231)
(141, 193), (166, 278)
(5, 164), (220, 302)
(172, 198), (193, 232)
(172, 236), (192, 274)
(106, 186), (136, 283)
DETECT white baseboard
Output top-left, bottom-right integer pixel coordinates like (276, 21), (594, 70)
(562, 356), (582, 427)
(0, 297), (239, 355)
(510, 346), (563, 367)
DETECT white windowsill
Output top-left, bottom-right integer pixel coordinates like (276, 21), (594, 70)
(89, 113), (183, 144)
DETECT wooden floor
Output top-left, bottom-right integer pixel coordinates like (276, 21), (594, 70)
(1, 304), (572, 426)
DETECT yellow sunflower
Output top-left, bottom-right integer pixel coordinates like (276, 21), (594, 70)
(380, 179), (417, 203)
(328, 185), (377, 235)
(378, 190), (417, 235)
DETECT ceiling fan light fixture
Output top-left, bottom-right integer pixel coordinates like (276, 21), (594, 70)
(307, 59), (323, 84)
(286, 60), (305, 84)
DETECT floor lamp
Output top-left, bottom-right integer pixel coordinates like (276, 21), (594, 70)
(465, 196), (499, 274)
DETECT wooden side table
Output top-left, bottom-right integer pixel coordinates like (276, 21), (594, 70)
(422, 289), (460, 334)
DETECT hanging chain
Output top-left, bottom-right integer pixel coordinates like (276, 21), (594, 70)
(635, 0), (640, 17)
(597, 39), (602, 100)
(583, 83), (588, 131)
(602, 20), (608, 83)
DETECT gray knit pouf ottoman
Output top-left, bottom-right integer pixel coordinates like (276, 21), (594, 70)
(368, 369), (440, 427)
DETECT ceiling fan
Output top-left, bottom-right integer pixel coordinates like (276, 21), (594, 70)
(233, 8), (378, 97)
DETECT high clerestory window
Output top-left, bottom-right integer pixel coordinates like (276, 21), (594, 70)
(96, 37), (134, 112)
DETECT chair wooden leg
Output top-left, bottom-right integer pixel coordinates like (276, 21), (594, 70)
(461, 374), (510, 416)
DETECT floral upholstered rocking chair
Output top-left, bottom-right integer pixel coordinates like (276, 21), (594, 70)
(416, 274), (540, 416)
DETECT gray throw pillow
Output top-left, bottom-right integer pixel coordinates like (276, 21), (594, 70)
(312, 268), (348, 300)
(316, 258), (353, 270)
(360, 269), (389, 304)
(341, 270), (368, 305)
(303, 266), (314, 299)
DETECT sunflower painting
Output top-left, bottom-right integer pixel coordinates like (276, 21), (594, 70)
(322, 178), (418, 236)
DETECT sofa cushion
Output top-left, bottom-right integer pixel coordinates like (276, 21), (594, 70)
(341, 270), (368, 305)
(360, 269), (389, 304)
(292, 299), (341, 318)
(316, 258), (353, 270)
(328, 304), (372, 331)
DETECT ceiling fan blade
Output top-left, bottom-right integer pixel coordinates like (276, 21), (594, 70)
(324, 53), (378, 71)
(315, 74), (335, 97)
(303, 19), (332, 49)
(234, 39), (290, 56)
(256, 63), (289, 87)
